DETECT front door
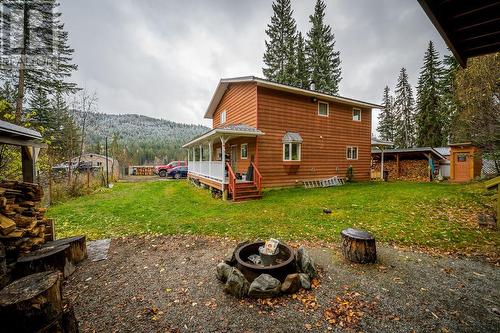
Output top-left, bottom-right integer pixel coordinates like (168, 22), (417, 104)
(454, 153), (470, 181)
(230, 145), (238, 173)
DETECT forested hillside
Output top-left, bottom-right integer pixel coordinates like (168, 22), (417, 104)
(75, 112), (209, 165)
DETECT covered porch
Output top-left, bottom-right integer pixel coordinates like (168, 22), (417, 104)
(182, 124), (265, 201)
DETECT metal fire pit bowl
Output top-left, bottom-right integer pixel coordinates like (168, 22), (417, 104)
(235, 242), (296, 283)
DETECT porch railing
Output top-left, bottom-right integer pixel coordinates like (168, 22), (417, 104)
(226, 162), (237, 198)
(252, 162), (263, 194)
(188, 161), (224, 181)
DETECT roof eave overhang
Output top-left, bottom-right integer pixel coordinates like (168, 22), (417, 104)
(182, 128), (264, 148)
(371, 148), (446, 160)
(203, 77), (383, 119)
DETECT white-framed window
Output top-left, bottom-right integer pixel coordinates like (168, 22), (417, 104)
(352, 108), (361, 121)
(216, 147), (222, 161)
(318, 101), (329, 117)
(346, 146), (358, 160)
(283, 142), (301, 161)
(220, 110), (227, 124)
(241, 143), (248, 159)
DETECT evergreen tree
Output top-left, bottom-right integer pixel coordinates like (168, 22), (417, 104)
(294, 32), (309, 89)
(29, 88), (53, 140)
(305, 0), (341, 95)
(51, 91), (80, 162)
(0, 81), (17, 121)
(393, 68), (416, 148)
(262, 0), (298, 85)
(440, 54), (460, 144)
(0, 1), (78, 123)
(377, 86), (396, 142)
(415, 41), (444, 147)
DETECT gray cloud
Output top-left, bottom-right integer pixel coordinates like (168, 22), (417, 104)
(60, 0), (449, 132)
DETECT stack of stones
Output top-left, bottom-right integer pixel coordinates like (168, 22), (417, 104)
(216, 242), (317, 298)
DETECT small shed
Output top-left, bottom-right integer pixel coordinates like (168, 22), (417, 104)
(371, 147), (446, 182)
(0, 120), (45, 183)
(449, 142), (482, 182)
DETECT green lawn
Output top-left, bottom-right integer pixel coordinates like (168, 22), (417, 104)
(47, 180), (499, 256)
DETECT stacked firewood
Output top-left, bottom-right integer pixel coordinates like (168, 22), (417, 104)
(0, 181), (54, 257)
(372, 160), (430, 181)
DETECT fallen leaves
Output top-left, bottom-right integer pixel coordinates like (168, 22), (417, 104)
(322, 291), (377, 330)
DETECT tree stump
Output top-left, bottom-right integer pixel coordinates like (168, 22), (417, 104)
(42, 235), (87, 264)
(341, 228), (377, 263)
(0, 271), (63, 333)
(15, 244), (75, 278)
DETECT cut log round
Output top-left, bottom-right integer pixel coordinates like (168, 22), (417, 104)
(341, 228), (377, 263)
(62, 303), (80, 333)
(42, 235), (87, 264)
(15, 244), (75, 278)
(0, 271), (63, 333)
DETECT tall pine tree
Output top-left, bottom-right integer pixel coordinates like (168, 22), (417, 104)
(262, 0), (298, 86)
(377, 86), (396, 142)
(393, 68), (416, 148)
(0, 0), (78, 123)
(294, 32), (309, 89)
(29, 88), (54, 141)
(415, 41), (444, 147)
(440, 54), (460, 145)
(305, 0), (341, 95)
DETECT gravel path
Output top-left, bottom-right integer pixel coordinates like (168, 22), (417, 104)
(63, 236), (499, 332)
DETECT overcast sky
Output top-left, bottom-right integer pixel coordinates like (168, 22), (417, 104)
(59, 0), (449, 132)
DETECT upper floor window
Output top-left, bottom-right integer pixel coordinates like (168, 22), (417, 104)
(220, 110), (227, 124)
(346, 146), (358, 160)
(241, 143), (248, 159)
(352, 108), (361, 121)
(318, 101), (329, 117)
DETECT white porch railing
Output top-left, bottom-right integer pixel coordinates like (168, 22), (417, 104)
(188, 161), (224, 182)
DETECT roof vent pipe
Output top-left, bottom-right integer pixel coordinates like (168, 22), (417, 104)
(310, 81), (316, 91)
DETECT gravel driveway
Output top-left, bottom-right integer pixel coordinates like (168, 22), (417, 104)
(63, 236), (499, 332)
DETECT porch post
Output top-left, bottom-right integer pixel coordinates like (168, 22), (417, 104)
(380, 149), (384, 181)
(208, 141), (212, 179)
(221, 136), (227, 200)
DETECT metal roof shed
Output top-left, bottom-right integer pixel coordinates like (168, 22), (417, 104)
(0, 120), (46, 183)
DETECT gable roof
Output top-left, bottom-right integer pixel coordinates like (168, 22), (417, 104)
(204, 76), (383, 119)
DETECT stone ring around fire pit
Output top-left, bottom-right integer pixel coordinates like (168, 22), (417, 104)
(216, 241), (317, 299)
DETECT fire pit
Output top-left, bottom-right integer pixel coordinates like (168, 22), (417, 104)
(217, 240), (317, 298)
(235, 242), (296, 282)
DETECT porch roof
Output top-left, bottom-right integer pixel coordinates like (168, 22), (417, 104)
(182, 124), (264, 148)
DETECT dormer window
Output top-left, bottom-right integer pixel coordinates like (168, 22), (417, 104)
(220, 110), (227, 124)
(352, 108), (361, 121)
(318, 101), (329, 117)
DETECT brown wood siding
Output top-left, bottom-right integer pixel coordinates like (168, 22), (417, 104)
(212, 83), (257, 128)
(212, 138), (256, 175)
(256, 87), (372, 187)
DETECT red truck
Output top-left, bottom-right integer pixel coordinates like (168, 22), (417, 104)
(155, 161), (187, 177)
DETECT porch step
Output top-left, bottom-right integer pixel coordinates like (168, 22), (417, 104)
(236, 182), (256, 188)
(234, 193), (263, 202)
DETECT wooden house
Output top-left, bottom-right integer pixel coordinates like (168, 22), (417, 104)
(183, 76), (381, 201)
